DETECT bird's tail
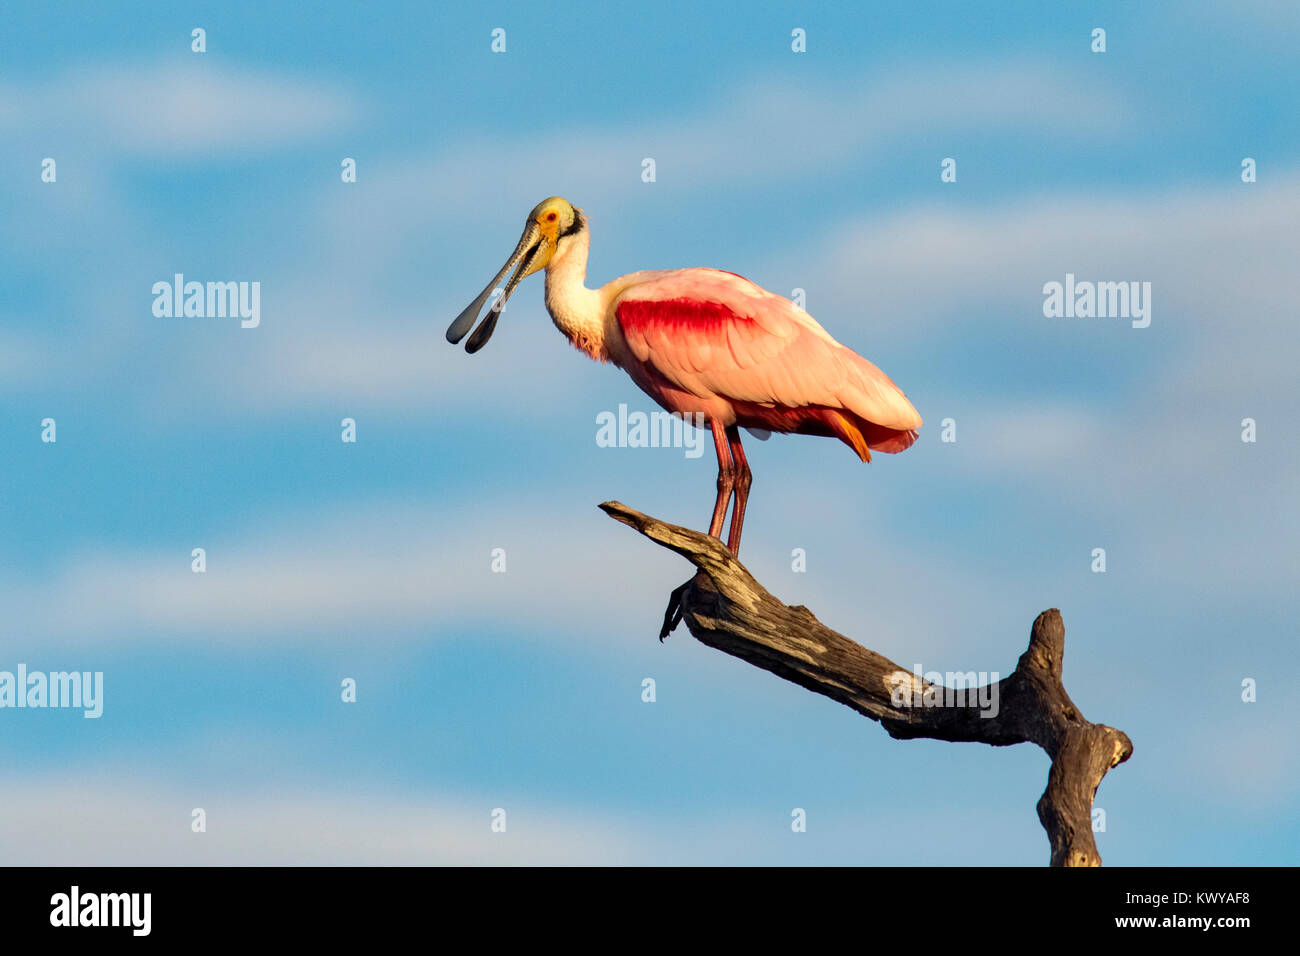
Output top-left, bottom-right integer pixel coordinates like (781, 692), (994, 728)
(824, 409), (919, 462)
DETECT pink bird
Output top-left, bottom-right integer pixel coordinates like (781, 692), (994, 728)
(447, 197), (922, 555)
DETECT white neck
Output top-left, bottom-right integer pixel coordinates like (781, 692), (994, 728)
(544, 227), (607, 361)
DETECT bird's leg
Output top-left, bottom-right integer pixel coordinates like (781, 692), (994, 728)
(707, 419), (735, 540)
(725, 426), (752, 555)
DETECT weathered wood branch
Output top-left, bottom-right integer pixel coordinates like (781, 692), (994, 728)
(600, 500), (1133, 867)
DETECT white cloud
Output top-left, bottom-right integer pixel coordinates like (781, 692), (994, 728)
(3, 54), (1295, 660)
(0, 475), (1069, 692)
(0, 495), (680, 650)
(0, 59), (359, 156)
(189, 172), (1300, 426)
(775, 177), (1300, 601)
(0, 774), (655, 865)
(0, 328), (42, 388)
(0, 55), (1150, 419)
(306, 56), (1137, 260)
(796, 180), (1300, 347)
(0, 771), (1038, 865)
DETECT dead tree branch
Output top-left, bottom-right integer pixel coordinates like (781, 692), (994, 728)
(600, 500), (1133, 867)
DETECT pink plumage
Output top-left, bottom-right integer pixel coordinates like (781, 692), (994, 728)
(612, 269), (921, 461)
(448, 198), (922, 555)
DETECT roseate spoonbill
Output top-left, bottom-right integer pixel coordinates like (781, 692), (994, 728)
(447, 197), (921, 555)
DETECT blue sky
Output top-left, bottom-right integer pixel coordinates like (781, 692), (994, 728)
(1, 0), (1297, 864)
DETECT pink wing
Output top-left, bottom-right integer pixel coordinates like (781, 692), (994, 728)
(613, 269), (921, 454)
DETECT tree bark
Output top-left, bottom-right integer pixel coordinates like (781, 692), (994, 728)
(600, 500), (1133, 867)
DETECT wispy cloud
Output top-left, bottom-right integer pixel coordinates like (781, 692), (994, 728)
(795, 179), (1300, 347)
(0, 771), (1042, 865)
(0, 58), (361, 156)
(0, 496), (678, 650)
(308, 56), (1138, 249)
(0, 774), (657, 865)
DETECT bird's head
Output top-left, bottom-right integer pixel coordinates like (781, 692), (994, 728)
(446, 196), (585, 353)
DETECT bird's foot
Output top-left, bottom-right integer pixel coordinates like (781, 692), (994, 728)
(659, 579), (692, 642)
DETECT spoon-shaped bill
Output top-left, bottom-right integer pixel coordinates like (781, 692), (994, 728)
(446, 274), (506, 345)
(464, 309), (500, 354)
(446, 222), (541, 345)
(463, 239), (550, 353)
